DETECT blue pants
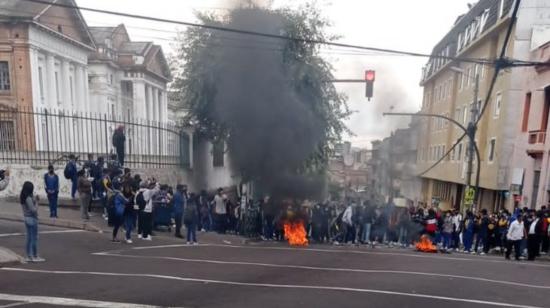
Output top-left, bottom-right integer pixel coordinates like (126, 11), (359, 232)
(363, 223), (372, 242)
(186, 223), (197, 242)
(47, 193), (58, 218)
(442, 232), (452, 249)
(463, 231), (474, 252)
(24, 217), (38, 258)
(124, 211), (136, 240)
(398, 226), (409, 245)
(71, 177), (78, 199)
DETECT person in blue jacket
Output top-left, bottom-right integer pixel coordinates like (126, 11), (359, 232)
(462, 211), (475, 253)
(44, 165), (59, 218)
(111, 181), (128, 243)
(173, 184), (187, 239)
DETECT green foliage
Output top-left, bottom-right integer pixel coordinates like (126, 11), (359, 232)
(171, 4), (351, 169)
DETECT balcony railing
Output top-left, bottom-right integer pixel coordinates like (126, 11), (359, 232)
(528, 130), (546, 144)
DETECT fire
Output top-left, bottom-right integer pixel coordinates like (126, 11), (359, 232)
(283, 220), (309, 246)
(415, 235), (437, 253)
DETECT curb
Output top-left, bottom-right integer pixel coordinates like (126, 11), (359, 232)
(0, 247), (23, 267)
(0, 215), (103, 233)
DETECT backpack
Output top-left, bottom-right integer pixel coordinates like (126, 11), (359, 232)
(184, 204), (197, 225)
(136, 191), (146, 211)
(64, 162), (75, 179)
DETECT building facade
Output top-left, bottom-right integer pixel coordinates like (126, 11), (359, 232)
(417, 0), (550, 211)
(0, 0), (95, 151)
(328, 141), (370, 201)
(511, 22), (550, 209)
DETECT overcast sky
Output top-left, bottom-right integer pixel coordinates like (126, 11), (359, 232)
(77, 0), (472, 148)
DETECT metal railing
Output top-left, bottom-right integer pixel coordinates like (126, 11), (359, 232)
(0, 106), (190, 168)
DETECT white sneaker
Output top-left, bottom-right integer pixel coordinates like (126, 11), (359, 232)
(142, 236), (152, 241)
(24, 257), (33, 263)
(193, 242), (199, 245)
(138, 234), (142, 239)
(32, 257), (46, 262)
(126, 239), (133, 244)
(186, 241), (191, 245)
(480, 252), (486, 256)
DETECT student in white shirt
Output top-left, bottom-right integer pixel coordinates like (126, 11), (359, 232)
(505, 215), (524, 260)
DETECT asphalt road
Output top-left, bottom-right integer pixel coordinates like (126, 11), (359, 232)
(0, 220), (549, 308)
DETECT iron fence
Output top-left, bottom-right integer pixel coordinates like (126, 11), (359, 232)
(0, 106), (190, 168)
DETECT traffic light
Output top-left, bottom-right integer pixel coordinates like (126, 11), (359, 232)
(365, 70), (375, 101)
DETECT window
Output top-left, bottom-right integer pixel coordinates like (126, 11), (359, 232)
(38, 66), (45, 103)
(455, 108), (462, 122)
(0, 120), (15, 150)
(109, 74), (113, 85)
(54, 71), (60, 105)
(459, 72), (463, 91)
(466, 67), (472, 87)
(499, 0), (505, 18)
(463, 106), (468, 124)
(522, 92), (531, 132)
(0, 61), (10, 91)
(451, 148), (456, 161)
(494, 93), (502, 117)
(480, 65), (485, 79)
(442, 145), (446, 158)
(488, 138), (496, 162)
(213, 141), (224, 167)
(458, 143), (463, 161)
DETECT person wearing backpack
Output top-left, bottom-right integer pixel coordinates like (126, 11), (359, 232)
(77, 169), (92, 220)
(44, 165), (59, 218)
(135, 182), (147, 238)
(184, 193), (199, 245)
(64, 154), (78, 199)
(141, 180), (160, 240)
(173, 184), (187, 239)
(111, 181), (128, 243)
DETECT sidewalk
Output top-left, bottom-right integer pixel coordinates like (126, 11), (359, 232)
(0, 200), (103, 233)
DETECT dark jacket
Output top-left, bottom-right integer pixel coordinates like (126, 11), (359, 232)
(112, 130), (126, 149)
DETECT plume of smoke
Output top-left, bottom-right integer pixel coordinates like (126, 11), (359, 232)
(206, 8), (327, 199)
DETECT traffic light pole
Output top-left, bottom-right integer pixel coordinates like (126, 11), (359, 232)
(467, 74), (480, 208)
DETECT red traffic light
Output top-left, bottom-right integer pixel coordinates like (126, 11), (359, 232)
(365, 70), (375, 81)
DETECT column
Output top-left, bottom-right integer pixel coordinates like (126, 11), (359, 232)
(45, 53), (56, 108)
(75, 65), (85, 112)
(152, 87), (158, 123)
(61, 59), (71, 111)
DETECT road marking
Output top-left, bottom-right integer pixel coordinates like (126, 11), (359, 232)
(0, 268), (543, 308)
(129, 243), (550, 268)
(0, 293), (168, 308)
(94, 251), (550, 290)
(0, 230), (84, 238)
(0, 302), (28, 308)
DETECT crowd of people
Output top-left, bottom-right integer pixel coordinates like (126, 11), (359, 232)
(4, 157), (550, 264)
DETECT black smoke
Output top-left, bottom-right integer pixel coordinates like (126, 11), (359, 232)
(206, 8), (329, 200)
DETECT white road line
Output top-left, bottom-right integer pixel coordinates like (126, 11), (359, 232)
(0, 302), (28, 308)
(0, 267), (543, 308)
(0, 230), (84, 238)
(93, 252), (550, 290)
(130, 243), (550, 268)
(0, 293), (168, 308)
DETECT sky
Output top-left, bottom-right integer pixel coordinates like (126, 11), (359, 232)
(77, 0), (473, 148)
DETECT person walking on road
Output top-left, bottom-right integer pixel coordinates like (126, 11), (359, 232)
(77, 169), (92, 220)
(112, 125), (126, 167)
(141, 180), (160, 240)
(173, 184), (187, 238)
(184, 193), (199, 245)
(43, 165), (59, 218)
(20, 181), (45, 263)
(505, 214), (525, 261)
(526, 210), (543, 261)
(111, 182), (128, 243)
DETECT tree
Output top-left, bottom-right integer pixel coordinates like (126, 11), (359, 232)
(171, 4), (351, 197)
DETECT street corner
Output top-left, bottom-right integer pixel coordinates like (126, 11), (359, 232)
(0, 246), (23, 267)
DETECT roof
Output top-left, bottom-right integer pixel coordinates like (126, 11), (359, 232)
(89, 26), (116, 44)
(0, 0), (48, 19)
(120, 41), (151, 55)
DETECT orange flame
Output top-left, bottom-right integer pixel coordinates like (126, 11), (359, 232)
(415, 235), (437, 253)
(283, 220), (309, 246)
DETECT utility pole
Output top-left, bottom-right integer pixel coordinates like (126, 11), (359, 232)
(466, 73), (479, 210)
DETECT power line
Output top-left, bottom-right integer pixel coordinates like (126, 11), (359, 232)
(20, 0), (495, 65)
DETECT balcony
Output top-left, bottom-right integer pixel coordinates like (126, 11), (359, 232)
(527, 130), (546, 157)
